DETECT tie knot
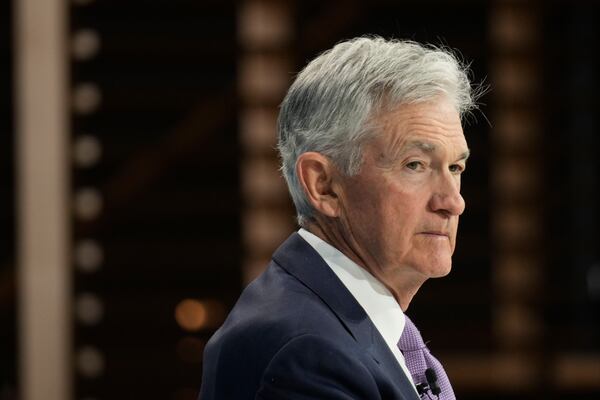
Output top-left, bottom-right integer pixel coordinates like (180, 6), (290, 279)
(398, 315), (426, 351)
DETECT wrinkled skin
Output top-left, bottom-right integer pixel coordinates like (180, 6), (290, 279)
(302, 96), (469, 309)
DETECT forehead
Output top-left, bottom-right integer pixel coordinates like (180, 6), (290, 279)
(371, 98), (467, 156)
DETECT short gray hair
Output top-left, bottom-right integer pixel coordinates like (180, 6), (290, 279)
(277, 36), (480, 227)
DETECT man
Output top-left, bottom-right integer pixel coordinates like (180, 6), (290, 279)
(199, 36), (480, 399)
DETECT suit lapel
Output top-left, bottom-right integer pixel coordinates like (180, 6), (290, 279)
(272, 233), (420, 400)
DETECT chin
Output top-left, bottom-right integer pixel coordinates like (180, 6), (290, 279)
(430, 264), (452, 278)
(422, 256), (453, 278)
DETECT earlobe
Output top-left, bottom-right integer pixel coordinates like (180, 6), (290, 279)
(296, 152), (341, 218)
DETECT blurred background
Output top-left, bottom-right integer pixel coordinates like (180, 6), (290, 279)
(1, 0), (599, 399)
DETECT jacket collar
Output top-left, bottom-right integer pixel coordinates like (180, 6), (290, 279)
(272, 232), (419, 399)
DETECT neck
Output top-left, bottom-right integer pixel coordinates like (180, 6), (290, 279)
(304, 220), (427, 311)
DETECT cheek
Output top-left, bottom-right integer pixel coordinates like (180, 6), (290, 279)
(346, 175), (422, 242)
(342, 186), (385, 239)
(449, 218), (460, 251)
(382, 186), (423, 225)
(380, 199), (418, 246)
(345, 176), (391, 216)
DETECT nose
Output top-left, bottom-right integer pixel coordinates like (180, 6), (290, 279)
(428, 172), (465, 217)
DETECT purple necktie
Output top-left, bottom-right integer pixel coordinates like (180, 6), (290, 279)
(398, 316), (456, 400)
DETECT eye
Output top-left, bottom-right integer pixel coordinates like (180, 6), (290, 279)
(405, 160), (425, 171)
(449, 164), (465, 174)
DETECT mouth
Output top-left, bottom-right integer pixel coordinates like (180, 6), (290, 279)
(419, 231), (449, 238)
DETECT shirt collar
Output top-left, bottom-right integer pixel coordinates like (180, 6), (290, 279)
(297, 228), (406, 351)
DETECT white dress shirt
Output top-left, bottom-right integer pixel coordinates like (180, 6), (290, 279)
(298, 228), (418, 393)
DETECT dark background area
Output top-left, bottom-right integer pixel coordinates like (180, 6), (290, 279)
(1, 0), (17, 398)
(70, 2), (240, 399)
(543, 1), (600, 352)
(1, 1), (599, 399)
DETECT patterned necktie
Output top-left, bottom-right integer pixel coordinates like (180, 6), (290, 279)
(398, 315), (456, 400)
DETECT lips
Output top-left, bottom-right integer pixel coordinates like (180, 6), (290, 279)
(419, 231), (449, 237)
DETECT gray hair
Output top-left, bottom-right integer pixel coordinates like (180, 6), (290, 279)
(277, 36), (480, 227)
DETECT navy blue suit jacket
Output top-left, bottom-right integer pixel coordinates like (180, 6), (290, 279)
(199, 233), (420, 399)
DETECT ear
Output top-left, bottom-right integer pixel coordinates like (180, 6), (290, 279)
(296, 152), (341, 218)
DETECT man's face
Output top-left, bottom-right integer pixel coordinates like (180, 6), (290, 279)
(336, 97), (468, 281)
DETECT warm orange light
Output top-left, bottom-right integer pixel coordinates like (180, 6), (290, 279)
(174, 298), (226, 332)
(175, 299), (207, 331)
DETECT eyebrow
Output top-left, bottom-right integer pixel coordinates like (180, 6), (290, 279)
(404, 140), (471, 161)
(458, 149), (471, 161)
